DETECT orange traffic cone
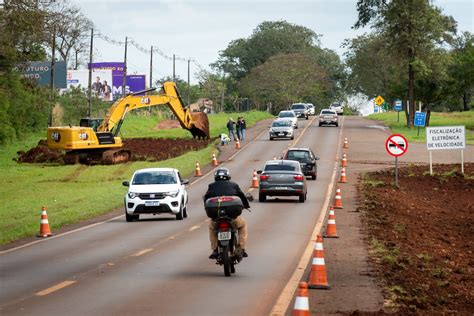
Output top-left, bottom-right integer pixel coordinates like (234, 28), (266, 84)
(324, 206), (339, 238)
(211, 153), (218, 166)
(251, 169), (259, 188)
(342, 137), (349, 149)
(195, 161), (202, 177)
(38, 206), (52, 238)
(292, 282), (310, 316)
(308, 235), (331, 289)
(235, 139), (241, 149)
(341, 153), (348, 167)
(339, 167), (347, 183)
(333, 186), (343, 209)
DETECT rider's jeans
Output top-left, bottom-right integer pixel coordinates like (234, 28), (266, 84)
(209, 216), (247, 250)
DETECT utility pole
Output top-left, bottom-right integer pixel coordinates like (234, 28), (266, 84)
(122, 36), (128, 98)
(172, 54), (176, 82)
(187, 59), (190, 107)
(149, 45), (153, 89)
(48, 25), (56, 127)
(87, 28), (93, 118)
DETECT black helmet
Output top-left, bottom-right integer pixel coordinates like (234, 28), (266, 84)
(214, 167), (231, 181)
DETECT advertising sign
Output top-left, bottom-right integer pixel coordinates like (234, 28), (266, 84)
(23, 61), (67, 88)
(90, 62), (145, 99)
(426, 126), (465, 151)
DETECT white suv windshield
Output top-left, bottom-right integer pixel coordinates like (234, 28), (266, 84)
(133, 171), (177, 185)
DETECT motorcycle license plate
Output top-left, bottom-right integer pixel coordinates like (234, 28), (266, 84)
(218, 231), (231, 241)
(145, 201), (160, 206)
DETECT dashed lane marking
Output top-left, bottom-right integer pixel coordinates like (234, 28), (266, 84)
(36, 280), (77, 296)
(189, 225), (200, 232)
(131, 248), (153, 257)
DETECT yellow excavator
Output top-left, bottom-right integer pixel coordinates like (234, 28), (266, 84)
(47, 81), (210, 164)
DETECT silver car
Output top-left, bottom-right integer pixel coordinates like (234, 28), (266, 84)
(278, 110), (298, 129)
(290, 103), (309, 120)
(257, 160), (307, 203)
(319, 109), (338, 127)
(269, 119), (295, 140)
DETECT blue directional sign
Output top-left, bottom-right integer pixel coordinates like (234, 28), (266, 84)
(414, 111), (426, 127)
(394, 99), (402, 112)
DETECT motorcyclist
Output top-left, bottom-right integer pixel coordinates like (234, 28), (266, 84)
(203, 167), (250, 259)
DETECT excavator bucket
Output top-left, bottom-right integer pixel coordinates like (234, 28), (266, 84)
(190, 112), (210, 140)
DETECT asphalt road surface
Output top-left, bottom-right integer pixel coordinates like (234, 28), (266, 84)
(0, 116), (342, 316)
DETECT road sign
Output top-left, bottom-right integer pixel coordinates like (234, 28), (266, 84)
(414, 111), (426, 127)
(375, 95), (385, 106)
(385, 134), (408, 157)
(394, 100), (402, 111)
(426, 126), (465, 151)
(374, 105), (379, 113)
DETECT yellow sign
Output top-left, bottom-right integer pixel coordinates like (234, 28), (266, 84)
(375, 95), (384, 106)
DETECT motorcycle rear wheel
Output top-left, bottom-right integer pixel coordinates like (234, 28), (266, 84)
(222, 245), (231, 277)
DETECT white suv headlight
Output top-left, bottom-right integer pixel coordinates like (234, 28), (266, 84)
(128, 192), (138, 199)
(165, 190), (179, 198)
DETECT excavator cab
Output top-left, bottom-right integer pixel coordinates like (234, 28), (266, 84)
(80, 118), (104, 132)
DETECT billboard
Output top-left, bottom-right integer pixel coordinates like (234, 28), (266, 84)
(23, 61), (67, 88)
(67, 69), (113, 101)
(90, 62), (146, 100)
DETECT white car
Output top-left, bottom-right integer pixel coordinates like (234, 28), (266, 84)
(277, 110), (298, 129)
(329, 103), (343, 115)
(319, 109), (338, 127)
(122, 168), (189, 221)
(306, 103), (315, 116)
(269, 118), (295, 140)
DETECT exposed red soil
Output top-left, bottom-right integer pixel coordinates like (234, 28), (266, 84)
(357, 163), (474, 314)
(16, 138), (213, 164)
(154, 119), (181, 130)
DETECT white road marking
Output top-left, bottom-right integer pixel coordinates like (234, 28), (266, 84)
(270, 116), (345, 316)
(189, 225), (200, 232)
(36, 280), (76, 296)
(131, 248), (153, 257)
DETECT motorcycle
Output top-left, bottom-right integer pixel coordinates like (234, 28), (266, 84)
(205, 196), (246, 277)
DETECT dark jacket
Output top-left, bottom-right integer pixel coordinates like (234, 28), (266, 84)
(226, 120), (235, 131)
(204, 180), (250, 208)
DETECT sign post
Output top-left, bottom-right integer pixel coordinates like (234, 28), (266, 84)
(426, 126), (466, 175)
(394, 99), (402, 123)
(385, 134), (409, 186)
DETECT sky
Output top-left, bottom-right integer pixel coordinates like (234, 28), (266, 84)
(73, 0), (473, 85)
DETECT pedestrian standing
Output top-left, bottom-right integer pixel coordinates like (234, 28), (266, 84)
(236, 117), (243, 140)
(240, 116), (247, 142)
(226, 118), (236, 141)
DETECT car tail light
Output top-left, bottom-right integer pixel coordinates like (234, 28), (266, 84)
(208, 196), (236, 203)
(218, 221), (231, 230)
(260, 174), (270, 181)
(294, 175), (304, 181)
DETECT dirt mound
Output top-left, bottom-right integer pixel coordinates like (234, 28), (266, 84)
(124, 137), (211, 161)
(16, 140), (64, 163)
(358, 163), (474, 314)
(155, 120), (181, 130)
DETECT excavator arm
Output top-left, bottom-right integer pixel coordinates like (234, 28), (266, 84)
(98, 81), (209, 139)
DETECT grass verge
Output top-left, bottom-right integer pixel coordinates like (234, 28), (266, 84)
(368, 111), (474, 144)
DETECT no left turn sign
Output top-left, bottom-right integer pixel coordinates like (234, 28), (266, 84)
(385, 134), (408, 157)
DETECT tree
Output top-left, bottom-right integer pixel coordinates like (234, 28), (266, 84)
(354, 0), (457, 127)
(212, 20), (320, 80)
(448, 32), (474, 111)
(238, 53), (330, 114)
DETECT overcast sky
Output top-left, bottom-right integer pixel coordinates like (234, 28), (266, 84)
(73, 0), (473, 84)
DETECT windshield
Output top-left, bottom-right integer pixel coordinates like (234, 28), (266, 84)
(321, 110), (335, 115)
(287, 151), (310, 160)
(264, 163), (297, 171)
(279, 111), (295, 118)
(133, 171), (177, 185)
(272, 120), (291, 127)
(291, 104), (306, 110)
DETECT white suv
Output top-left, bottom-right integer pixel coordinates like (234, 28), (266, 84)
(329, 103), (343, 115)
(122, 168), (189, 221)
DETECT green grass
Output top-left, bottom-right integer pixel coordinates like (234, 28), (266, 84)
(368, 111), (474, 144)
(0, 111), (272, 244)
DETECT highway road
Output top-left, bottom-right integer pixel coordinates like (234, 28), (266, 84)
(0, 117), (342, 315)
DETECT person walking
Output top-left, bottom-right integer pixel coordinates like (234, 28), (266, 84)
(236, 117), (243, 140)
(226, 118), (236, 141)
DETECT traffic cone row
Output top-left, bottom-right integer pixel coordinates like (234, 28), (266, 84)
(339, 167), (347, 183)
(38, 206), (52, 238)
(324, 206), (339, 238)
(251, 170), (259, 188)
(308, 235), (331, 289)
(342, 137), (349, 149)
(195, 161), (202, 177)
(292, 282), (310, 316)
(211, 153), (218, 166)
(333, 186), (343, 209)
(341, 153), (348, 167)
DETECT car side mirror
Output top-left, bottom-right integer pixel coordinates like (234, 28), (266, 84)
(182, 179), (189, 185)
(122, 181), (129, 187)
(315, 157), (320, 160)
(256, 170), (262, 174)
